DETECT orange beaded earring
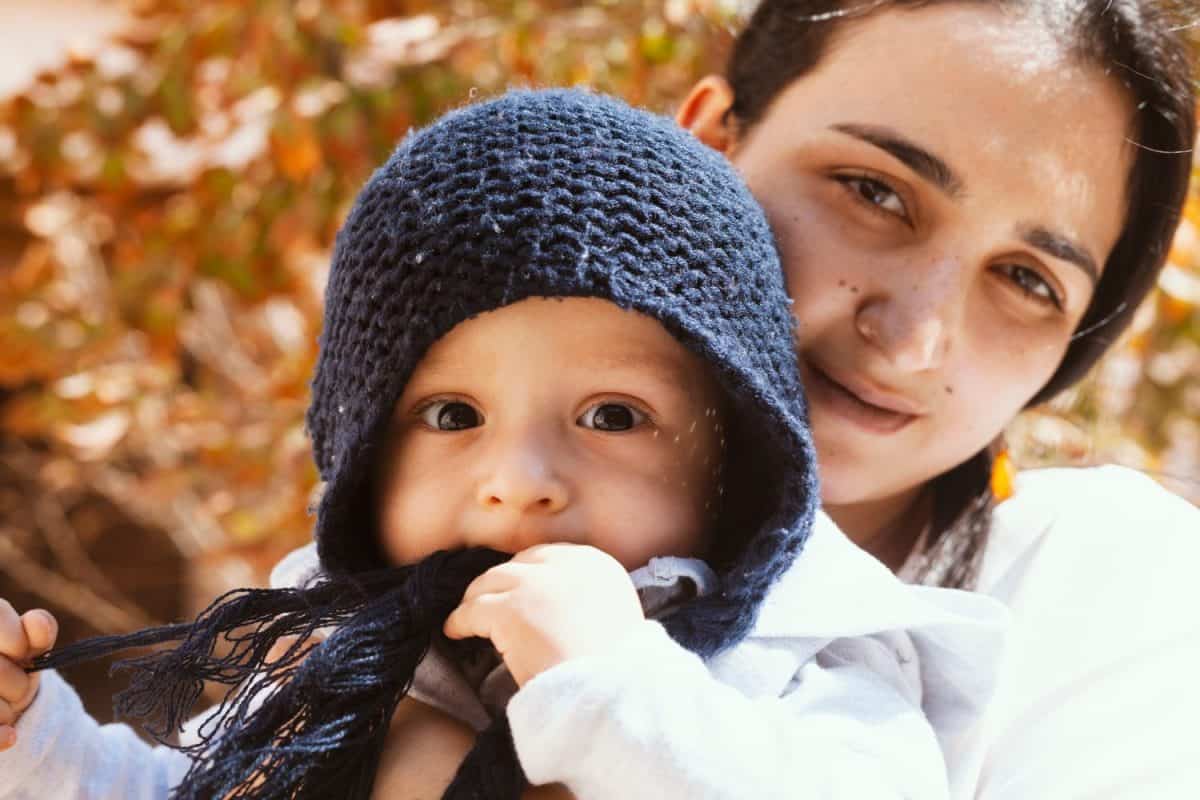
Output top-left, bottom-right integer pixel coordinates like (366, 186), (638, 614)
(989, 437), (1016, 502)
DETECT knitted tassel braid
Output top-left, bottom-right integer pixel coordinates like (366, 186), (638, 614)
(31, 547), (525, 799)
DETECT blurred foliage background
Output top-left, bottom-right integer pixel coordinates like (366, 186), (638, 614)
(0, 0), (1196, 722)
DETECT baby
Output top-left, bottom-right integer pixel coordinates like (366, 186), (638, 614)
(0, 89), (1006, 799)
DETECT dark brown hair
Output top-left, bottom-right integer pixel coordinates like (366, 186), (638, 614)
(725, 0), (1197, 587)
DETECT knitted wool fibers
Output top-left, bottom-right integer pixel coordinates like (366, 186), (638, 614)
(309, 88), (818, 659)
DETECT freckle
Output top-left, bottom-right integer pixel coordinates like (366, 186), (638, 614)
(838, 279), (847, 287)
(944, 385), (954, 395)
(850, 286), (859, 294)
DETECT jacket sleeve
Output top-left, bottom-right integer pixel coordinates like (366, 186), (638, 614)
(507, 620), (950, 800)
(0, 669), (191, 799)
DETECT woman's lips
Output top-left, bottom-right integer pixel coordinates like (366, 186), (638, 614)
(803, 361), (920, 434)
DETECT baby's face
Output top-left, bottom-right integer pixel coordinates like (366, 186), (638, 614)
(375, 296), (726, 571)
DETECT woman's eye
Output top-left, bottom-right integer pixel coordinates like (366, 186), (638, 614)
(836, 174), (910, 222)
(577, 402), (646, 432)
(419, 400), (482, 431)
(998, 264), (1063, 310)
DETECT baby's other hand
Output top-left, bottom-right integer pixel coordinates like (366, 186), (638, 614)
(443, 543), (644, 686)
(0, 601), (58, 750)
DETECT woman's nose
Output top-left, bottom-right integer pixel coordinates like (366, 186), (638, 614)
(475, 443), (569, 514)
(854, 260), (962, 373)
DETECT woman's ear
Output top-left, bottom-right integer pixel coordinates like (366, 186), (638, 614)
(675, 75), (739, 155)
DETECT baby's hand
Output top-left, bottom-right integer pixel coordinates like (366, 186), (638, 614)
(0, 601), (58, 750)
(444, 543), (644, 686)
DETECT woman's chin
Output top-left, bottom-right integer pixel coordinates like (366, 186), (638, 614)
(817, 457), (926, 513)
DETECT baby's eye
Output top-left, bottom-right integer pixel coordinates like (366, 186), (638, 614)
(419, 400), (483, 431)
(576, 402), (646, 432)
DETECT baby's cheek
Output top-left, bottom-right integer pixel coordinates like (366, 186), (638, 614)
(595, 461), (716, 569)
(377, 476), (453, 566)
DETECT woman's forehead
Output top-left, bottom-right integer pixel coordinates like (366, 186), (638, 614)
(787, 5), (1134, 162)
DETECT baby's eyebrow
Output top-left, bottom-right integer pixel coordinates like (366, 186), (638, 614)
(410, 348), (702, 392)
(581, 351), (699, 387)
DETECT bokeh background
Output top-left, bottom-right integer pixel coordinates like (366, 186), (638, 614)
(0, 0), (1197, 723)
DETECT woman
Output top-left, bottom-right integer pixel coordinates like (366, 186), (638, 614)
(669, 0), (1199, 796)
(380, 3), (1195, 796)
(372, 1), (1197, 797)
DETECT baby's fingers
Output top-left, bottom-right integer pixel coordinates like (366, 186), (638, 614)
(444, 593), (509, 642)
(0, 604), (53, 719)
(0, 655), (35, 712)
(0, 600), (27, 661)
(21, 610), (57, 657)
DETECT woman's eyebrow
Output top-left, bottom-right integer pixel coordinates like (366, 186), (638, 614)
(831, 123), (965, 199)
(1018, 224), (1100, 285)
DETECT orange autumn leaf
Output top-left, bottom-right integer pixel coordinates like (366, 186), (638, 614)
(1159, 292), (1194, 324)
(272, 126), (322, 182)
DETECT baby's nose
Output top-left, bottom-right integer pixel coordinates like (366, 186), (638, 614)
(475, 451), (569, 514)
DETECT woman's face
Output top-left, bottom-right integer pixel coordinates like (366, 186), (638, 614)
(679, 4), (1134, 518)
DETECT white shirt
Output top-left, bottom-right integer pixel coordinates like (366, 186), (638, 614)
(914, 466), (1200, 799)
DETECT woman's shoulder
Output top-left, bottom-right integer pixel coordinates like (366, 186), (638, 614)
(1009, 463), (1196, 519)
(982, 463), (1200, 622)
(972, 466), (1200, 796)
(997, 464), (1196, 550)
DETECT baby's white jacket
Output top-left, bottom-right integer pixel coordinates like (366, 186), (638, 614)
(0, 511), (1008, 799)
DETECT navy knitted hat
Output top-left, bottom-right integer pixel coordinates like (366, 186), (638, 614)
(306, 88), (819, 657)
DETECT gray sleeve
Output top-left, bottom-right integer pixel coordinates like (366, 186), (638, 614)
(0, 670), (191, 799)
